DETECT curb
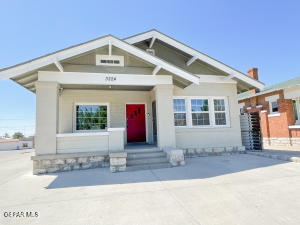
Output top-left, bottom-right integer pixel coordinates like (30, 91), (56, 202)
(247, 151), (300, 163)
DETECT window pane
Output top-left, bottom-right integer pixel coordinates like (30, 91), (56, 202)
(174, 113), (186, 126)
(293, 100), (298, 121)
(191, 99), (209, 112)
(215, 112), (226, 125)
(76, 105), (107, 130)
(214, 99), (225, 111)
(192, 113), (210, 126)
(271, 101), (278, 112)
(173, 99), (186, 112)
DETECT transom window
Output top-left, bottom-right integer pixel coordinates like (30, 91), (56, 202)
(173, 97), (230, 128)
(75, 104), (109, 131)
(173, 99), (187, 126)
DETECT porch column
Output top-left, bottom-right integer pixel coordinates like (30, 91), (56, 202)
(154, 84), (176, 150)
(35, 81), (60, 155)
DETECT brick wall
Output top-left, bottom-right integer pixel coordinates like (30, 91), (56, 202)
(239, 90), (299, 140)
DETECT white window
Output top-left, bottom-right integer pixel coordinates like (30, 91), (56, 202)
(265, 94), (280, 114)
(96, 55), (124, 67)
(191, 99), (210, 126)
(173, 96), (230, 128)
(74, 103), (109, 131)
(292, 99), (300, 125)
(173, 99), (187, 126)
(214, 99), (227, 125)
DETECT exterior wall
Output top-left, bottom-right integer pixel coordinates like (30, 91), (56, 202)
(173, 83), (243, 149)
(57, 134), (109, 154)
(58, 89), (154, 144)
(239, 89), (300, 149)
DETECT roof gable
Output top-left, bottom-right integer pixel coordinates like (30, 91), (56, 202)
(0, 35), (199, 84)
(124, 29), (264, 90)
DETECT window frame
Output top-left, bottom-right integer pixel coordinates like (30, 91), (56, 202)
(73, 102), (110, 133)
(270, 101), (279, 113)
(292, 99), (300, 125)
(173, 98), (188, 127)
(173, 96), (230, 129)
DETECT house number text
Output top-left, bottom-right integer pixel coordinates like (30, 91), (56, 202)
(105, 76), (117, 82)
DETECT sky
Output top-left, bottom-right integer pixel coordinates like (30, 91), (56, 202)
(0, 0), (299, 137)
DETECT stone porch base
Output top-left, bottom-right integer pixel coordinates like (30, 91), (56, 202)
(32, 152), (109, 175)
(182, 146), (246, 158)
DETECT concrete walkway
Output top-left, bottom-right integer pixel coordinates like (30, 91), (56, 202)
(248, 149), (300, 163)
(0, 149), (300, 225)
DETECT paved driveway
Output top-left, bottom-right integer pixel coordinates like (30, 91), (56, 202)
(0, 150), (300, 225)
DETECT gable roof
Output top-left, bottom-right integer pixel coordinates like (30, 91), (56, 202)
(0, 34), (200, 84)
(124, 29), (264, 90)
(238, 76), (300, 100)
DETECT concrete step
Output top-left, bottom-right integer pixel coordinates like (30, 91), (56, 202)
(126, 162), (172, 171)
(127, 156), (169, 166)
(127, 151), (166, 159)
(125, 147), (160, 154)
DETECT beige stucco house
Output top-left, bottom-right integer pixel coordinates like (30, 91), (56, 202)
(0, 30), (264, 174)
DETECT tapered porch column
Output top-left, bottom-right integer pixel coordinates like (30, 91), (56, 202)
(154, 84), (176, 150)
(35, 81), (60, 155)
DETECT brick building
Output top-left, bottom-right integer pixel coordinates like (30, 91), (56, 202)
(238, 69), (300, 149)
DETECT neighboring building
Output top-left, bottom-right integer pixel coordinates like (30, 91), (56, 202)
(238, 69), (300, 149)
(0, 30), (263, 173)
(0, 137), (34, 150)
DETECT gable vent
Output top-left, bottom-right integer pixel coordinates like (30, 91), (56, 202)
(96, 55), (124, 67)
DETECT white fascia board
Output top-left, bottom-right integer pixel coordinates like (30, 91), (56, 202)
(38, 71), (173, 86)
(1, 35), (199, 85)
(124, 31), (264, 90)
(1, 36), (111, 80)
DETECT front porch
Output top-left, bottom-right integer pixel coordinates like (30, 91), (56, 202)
(32, 71), (186, 174)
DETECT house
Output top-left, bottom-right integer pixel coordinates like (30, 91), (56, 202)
(238, 69), (300, 150)
(0, 30), (264, 174)
(0, 137), (34, 150)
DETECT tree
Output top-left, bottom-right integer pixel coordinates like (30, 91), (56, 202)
(12, 132), (24, 139)
(4, 133), (10, 138)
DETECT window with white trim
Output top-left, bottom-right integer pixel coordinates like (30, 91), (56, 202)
(191, 99), (210, 126)
(173, 99), (187, 126)
(173, 97), (230, 128)
(214, 99), (226, 125)
(75, 104), (108, 131)
(270, 101), (278, 113)
(292, 99), (300, 124)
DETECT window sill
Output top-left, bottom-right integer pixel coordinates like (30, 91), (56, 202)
(268, 113), (280, 118)
(57, 132), (109, 137)
(175, 125), (230, 129)
(288, 125), (300, 129)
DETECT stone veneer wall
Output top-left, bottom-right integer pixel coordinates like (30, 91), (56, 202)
(182, 146), (246, 157)
(263, 137), (300, 148)
(32, 153), (109, 175)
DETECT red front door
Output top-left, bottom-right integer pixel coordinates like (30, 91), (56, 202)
(126, 104), (146, 143)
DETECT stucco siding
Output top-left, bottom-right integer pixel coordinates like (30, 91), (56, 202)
(58, 89), (154, 144)
(173, 83), (242, 148)
(57, 135), (109, 154)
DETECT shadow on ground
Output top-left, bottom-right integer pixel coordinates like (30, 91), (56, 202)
(46, 154), (287, 189)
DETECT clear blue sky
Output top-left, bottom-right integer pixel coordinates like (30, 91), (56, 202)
(0, 0), (300, 136)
